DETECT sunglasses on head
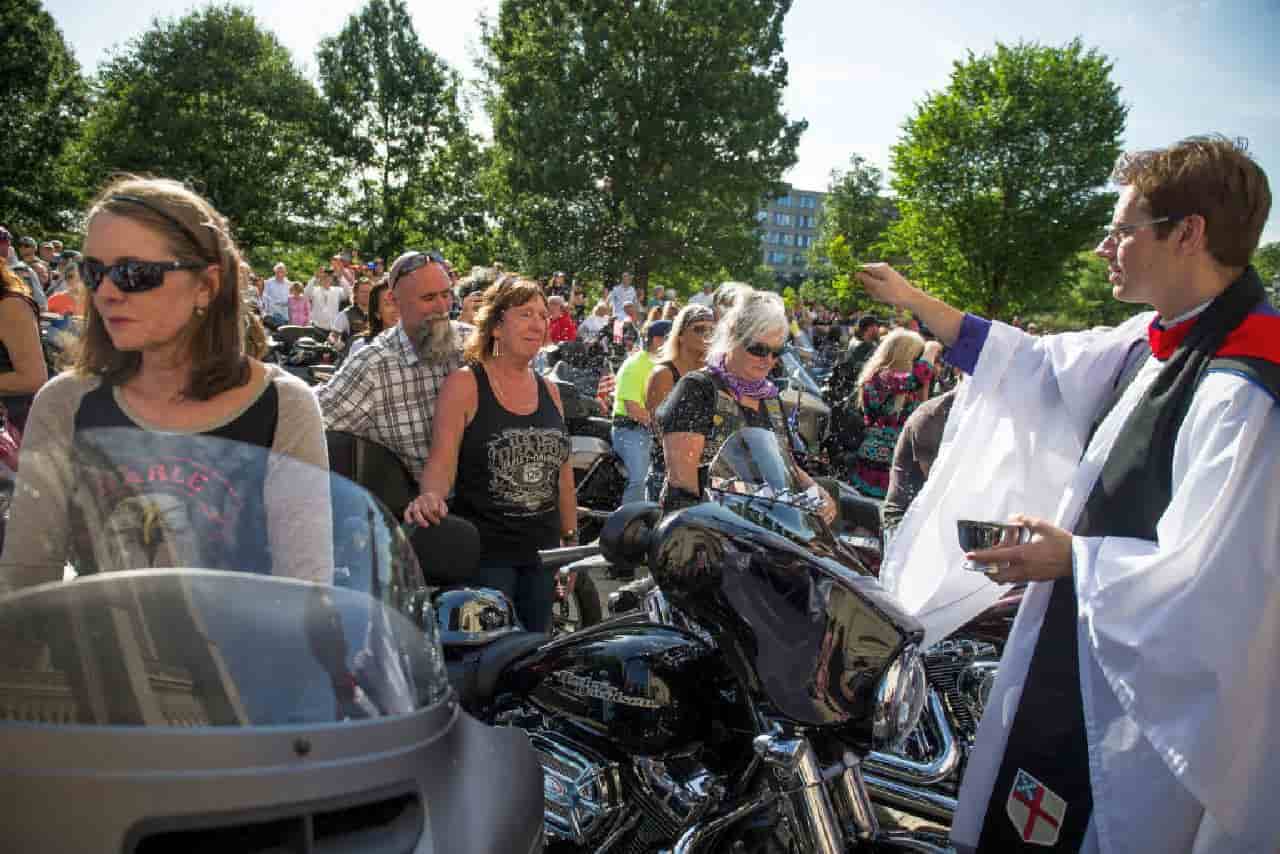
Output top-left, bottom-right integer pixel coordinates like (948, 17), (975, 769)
(391, 250), (449, 287)
(744, 341), (784, 359)
(81, 259), (209, 294)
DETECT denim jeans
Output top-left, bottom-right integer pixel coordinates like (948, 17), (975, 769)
(473, 560), (556, 634)
(611, 424), (652, 506)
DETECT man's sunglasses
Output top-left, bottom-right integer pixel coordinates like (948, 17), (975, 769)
(390, 250), (450, 287)
(81, 259), (209, 294)
(744, 341), (784, 359)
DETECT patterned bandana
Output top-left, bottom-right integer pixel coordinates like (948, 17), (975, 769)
(708, 353), (779, 400)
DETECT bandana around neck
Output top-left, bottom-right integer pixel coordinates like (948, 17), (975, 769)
(708, 353), (779, 400)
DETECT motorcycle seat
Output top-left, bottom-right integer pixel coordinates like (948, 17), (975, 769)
(446, 630), (548, 710)
(572, 416), (613, 442)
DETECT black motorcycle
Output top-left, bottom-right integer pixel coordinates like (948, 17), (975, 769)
(430, 427), (942, 852)
(0, 430), (545, 853)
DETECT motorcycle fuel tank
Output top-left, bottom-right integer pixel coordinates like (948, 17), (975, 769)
(499, 623), (720, 755)
(648, 502), (924, 741)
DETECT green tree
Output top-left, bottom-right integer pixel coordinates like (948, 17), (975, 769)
(887, 39), (1127, 318)
(0, 0), (89, 234)
(814, 154), (897, 267)
(1254, 241), (1280, 297)
(481, 0), (805, 297)
(73, 4), (332, 251)
(317, 0), (476, 259)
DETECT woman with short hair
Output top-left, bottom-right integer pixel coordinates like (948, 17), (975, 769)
(656, 289), (835, 521)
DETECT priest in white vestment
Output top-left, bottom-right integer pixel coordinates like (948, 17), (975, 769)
(856, 136), (1280, 853)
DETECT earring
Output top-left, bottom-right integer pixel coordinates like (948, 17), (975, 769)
(194, 305), (207, 319)
(493, 337), (503, 357)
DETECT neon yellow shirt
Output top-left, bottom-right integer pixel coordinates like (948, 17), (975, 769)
(613, 350), (656, 418)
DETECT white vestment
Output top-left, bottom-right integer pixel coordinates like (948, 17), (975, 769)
(880, 316), (1280, 853)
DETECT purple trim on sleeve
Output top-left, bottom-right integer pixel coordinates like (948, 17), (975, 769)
(943, 314), (991, 375)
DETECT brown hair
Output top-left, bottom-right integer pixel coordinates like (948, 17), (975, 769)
(1112, 135), (1271, 268)
(0, 265), (32, 300)
(365, 283), (393, 338)
(463, 278), (546, 363)
(76, 175), (249, 399)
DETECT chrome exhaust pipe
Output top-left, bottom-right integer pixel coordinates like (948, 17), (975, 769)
(865, 690), (960, 786)
(861, 772), (957, 824)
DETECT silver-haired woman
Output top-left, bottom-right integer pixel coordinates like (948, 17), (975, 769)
(655, 289), (836, 520)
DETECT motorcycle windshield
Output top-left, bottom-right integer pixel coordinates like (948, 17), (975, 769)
(706, 427), (823, 545)
(780, 349), (822, 398)
(0, 429), (450, 726)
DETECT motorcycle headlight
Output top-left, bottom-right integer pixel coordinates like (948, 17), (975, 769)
(872, 643), (928, 751)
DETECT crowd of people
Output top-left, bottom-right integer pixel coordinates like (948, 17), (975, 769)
(0, 132), (1278, 852)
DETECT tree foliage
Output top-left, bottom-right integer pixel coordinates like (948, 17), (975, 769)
(815, 154), (897, 265)
(1254, 241), (1279, 297)
(481, 0), (805, 293)
(0, 0), (89, 234)
(73, 4), (332, 250)
(888, 39), (1127, 318)
(317, 0), (477, 259)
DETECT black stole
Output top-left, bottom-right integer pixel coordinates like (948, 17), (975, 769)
(976, 268), (1271, 852)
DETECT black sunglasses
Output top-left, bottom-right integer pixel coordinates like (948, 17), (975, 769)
(81, 259), (209, 294)
(744, 341), (784, 359)
(390, 250), (450, 287)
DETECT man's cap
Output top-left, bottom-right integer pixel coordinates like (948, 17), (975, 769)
(0, 227), (10, 242)
(17, 236), (36, 247)
(857, 314), (884, 333)
(645, 320), (673, 342)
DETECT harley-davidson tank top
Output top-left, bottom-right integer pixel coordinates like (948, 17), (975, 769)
(452, 364), (570, 565)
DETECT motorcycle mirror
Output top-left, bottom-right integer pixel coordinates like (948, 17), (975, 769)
(600, 502), (661, 571)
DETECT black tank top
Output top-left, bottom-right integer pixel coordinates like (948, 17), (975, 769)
(649, 362), (681, 475)
(70, 381), (280, 575)
(453, 364), (570, 564)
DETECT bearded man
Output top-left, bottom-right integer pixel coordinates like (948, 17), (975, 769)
(318, 250), (472, 475)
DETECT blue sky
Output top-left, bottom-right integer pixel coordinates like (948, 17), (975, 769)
(47, 0), (1280, 243)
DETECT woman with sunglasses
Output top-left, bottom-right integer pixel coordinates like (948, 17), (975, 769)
(656, 289), (836, 522)
(0, 176), (331, 590)
(643, 304), (714, 500)
(847, 328), (941, 497)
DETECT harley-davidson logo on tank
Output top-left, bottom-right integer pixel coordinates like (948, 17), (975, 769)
(551, 671), (663, 709)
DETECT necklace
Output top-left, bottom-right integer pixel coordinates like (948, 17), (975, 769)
(487, 362), (534, 413)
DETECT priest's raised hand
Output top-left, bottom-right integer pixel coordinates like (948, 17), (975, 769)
(968, 515), (1073, 584)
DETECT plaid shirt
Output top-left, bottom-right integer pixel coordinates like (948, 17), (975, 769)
(317, 321), (472, 477)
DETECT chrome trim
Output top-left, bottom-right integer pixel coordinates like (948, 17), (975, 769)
(528, 731), (623, 845)
(751, 734), (843, 854)
(874, 830), (956, 853)
(670, 791), (777, 854)
(866, 689), (961, 786)
(833, 753), (879, 841)
(861, 772), (957, 823)
(632, 755), (724, 831)
(595, 811), (642, 854)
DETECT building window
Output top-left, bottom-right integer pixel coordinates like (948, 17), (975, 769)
(795, 234), (810, 248)
(756, 210), (768, 223)
(774, 212), (792, 226)
(776, 195), (792, 207)
(768, 251), (789, 265)
(780, 232), (794, 246)
(793, 253), (805, 267)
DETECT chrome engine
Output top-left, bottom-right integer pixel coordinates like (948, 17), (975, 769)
(522, 725), (726, 853)
(862, 637), (1002, 824)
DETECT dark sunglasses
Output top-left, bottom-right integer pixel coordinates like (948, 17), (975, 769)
(744, 341), (784, 359)
(81, 259), (209, 294)
(390, 250), (449, 287)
